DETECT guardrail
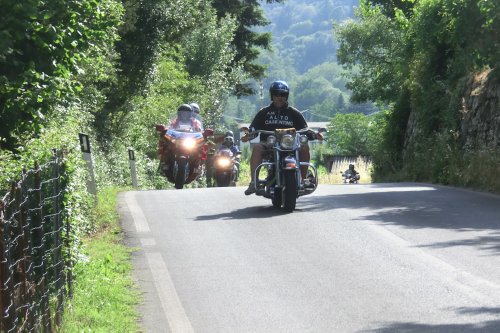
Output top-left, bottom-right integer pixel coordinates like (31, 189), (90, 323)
(0, 150), (71, 332)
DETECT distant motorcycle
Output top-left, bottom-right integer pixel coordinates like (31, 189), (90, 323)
(241, 127), (323, 212)
(341, 171), (360, 184)
(212, 147), (240, 187)
(156, 125), (211, 189)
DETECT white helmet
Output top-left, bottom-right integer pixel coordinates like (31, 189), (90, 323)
(189, 103), (200, 114)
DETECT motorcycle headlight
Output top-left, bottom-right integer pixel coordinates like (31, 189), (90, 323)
(299, 135), (308, 145)
(266, 135), (276, 145)
(280, 134), (294, 149)
(180, 138), (196, 150)
(216, 157), (231, 168)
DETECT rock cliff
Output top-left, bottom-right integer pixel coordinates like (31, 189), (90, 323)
(461, 69), (500, 150)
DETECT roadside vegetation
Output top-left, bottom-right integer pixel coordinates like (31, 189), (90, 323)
(1, 0), (498, 331)
(335, 0), (499, 191)
(60, 187), (139, 332)
(0, 0), (285, 330)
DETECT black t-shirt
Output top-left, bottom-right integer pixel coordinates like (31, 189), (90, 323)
(249, 103), (308, 141)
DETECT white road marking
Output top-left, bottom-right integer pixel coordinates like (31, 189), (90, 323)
(146, 252), (194, 333)
(125, 192), (151, 233)
(140, 238), (156, 247)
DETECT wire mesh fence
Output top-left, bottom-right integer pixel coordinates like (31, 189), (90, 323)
(0, 150), (72, 332)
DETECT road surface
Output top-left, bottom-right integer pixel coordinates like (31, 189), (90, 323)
(118, 183), (500, 332)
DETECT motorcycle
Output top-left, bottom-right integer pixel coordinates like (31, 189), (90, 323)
(241, 127), (322, 212)
(156, 125), (212, 189)
(212, 147), (240, 187)
(340, 171), (360, 184)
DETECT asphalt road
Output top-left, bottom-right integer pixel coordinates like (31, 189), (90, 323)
(118, 183), (500, 333)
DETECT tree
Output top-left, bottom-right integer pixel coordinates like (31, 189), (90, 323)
(335, 6), (408, 104)
(181, 8), (241, 129)
(210, 0), (285, 96)
(0, 0), (123, 150)
(116, 0), (205, 95)
(326, 113), (372, 156)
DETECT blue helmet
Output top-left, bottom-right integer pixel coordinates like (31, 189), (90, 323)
(269, 80), (289, 100)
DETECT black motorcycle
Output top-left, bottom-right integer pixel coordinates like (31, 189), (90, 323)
(341, 171), (360, 184)
(213, 147), (240, 187)
(241, 127), (322, 212)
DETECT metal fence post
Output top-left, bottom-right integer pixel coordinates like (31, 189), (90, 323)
(31, 163), (51, 332)
(1, 184), (16, 332)
(51, 150), (64, 326)
(14, 170), (35, 331)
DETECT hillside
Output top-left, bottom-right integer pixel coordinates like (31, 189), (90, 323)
(224, 0), (377, 123)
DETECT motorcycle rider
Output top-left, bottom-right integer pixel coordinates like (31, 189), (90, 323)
(170, 104), (203, 132)
(217, 131), (241, 181)
(241, 80), (323, 195)
(160, 104), (202, 174)
(343, 163), (360, 182)
(218, 131), (240, 156)
(189, 102), (204, 130)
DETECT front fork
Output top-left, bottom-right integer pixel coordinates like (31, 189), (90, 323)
(254, 152), (318, 195)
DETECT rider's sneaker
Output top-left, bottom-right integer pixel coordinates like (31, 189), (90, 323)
(244, 182), (256, 195)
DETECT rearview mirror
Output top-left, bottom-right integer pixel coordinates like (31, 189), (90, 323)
(155, 124), (166, 133)
(203, 128), (214, 137)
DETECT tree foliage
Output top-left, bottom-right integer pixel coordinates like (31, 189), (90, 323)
(210, 0), (285, 95)
(116, 0), (205, 96)
(0, 0), (123, 150)
(326, 113), (373, 155)
(335, 0), (500, 181)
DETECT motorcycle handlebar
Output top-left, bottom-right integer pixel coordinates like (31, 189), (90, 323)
(241, 128), (321, 141)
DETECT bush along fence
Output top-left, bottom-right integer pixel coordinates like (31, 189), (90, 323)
(0, 150), (72, 332)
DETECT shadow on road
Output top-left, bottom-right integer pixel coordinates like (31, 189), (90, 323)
(365, 306), (500, 333)
(300, 184), (500, 255)
(195, 205), (289, 221)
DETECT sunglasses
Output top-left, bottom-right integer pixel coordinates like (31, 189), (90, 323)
(273, 92), (287, 97)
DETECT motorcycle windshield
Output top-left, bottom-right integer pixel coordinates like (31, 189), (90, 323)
(167, 129), (204, 140)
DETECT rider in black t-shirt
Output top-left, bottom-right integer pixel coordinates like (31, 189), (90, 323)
(242, 80), (321, 195)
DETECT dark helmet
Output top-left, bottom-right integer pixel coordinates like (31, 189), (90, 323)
(189, 103), (200, 114)
(224, 131), (235, 146)
(224, 135), (234, 146)
(269, 80), (289, 100)
(177, 104), (192, 122)
(349, 163), (355, 170)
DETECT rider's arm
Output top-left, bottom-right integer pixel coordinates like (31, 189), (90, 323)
(290, 107), (308, 130)
(249, 108), (267, 132)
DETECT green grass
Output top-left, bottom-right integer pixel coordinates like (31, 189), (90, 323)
(60, 187), (140, 333)
(236, 157), (373, 187)
(320, 157), (373, 184)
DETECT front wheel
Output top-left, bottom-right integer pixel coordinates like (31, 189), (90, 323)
(215, 171), (231, 187)
(272, 187), (282, 208)
(283, 171), (298, 212)
(174, 159), (188, 189)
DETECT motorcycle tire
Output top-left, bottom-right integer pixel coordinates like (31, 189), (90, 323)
(175, 159), (188, 189)
(215, 172), (231, 187)
(272, 187), (282, 208)
(283, 171), (298, 212)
